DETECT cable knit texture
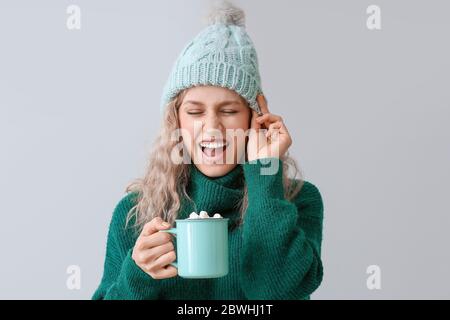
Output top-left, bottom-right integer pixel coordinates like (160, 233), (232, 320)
(92, 157), (324, 300)
(160, 2), (263, 113)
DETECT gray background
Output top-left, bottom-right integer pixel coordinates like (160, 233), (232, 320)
(1, 0), (449, 299)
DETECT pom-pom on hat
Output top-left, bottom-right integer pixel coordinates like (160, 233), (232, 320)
(160, 1), (263, 114)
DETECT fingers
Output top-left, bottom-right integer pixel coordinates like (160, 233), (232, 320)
(256, 113), (282, 122)
(132, 236), (177, 280)
(257, 94), (269, 114)
(132, 217), (178, 280)
(250, 110), (261, 130)
(140, 250), (177, 279)
(153, 265), (178, 280)
(138, 248), (176, 272)
(151, 250), (177, 270)
(140, 217), (171, 237)
(265, 121), (282, 139)
(135, 236), (174, 262)
(256, 113), (282, 129)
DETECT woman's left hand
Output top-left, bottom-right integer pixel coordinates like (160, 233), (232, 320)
(247, 94), (293, 162)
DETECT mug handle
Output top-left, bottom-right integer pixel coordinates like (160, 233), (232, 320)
(158, 228), (178, 268)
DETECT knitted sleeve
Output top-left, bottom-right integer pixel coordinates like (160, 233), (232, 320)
(91, 192), (161, 300)
(240, 157), (324, 299)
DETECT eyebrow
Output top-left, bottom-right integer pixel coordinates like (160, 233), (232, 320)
(182, 100), (242, 107)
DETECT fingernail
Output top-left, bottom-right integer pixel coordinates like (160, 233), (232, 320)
(162, 222), (170, 227)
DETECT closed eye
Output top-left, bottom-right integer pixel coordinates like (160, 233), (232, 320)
(186, 111), (203, 115)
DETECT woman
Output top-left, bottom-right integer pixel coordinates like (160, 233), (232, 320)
(92, 2), (324, 300)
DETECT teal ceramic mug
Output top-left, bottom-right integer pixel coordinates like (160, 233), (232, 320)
(159, 218), (229, 279)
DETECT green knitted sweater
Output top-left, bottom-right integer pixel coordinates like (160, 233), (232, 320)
(92, 157), (324, 300)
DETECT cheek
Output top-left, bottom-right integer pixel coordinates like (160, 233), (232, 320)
(178, 120), (193, 151)
(225, 116), (250, 152)
(224, 113), (251, 130)
(180, 128), (195, 152)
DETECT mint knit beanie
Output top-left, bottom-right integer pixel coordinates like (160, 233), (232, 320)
(160, 1), (263, 114)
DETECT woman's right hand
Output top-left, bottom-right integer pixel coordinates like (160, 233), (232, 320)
(131, 217), (177, 279)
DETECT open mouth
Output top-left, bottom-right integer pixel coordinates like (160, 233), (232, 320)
(198, 140), (229, 161)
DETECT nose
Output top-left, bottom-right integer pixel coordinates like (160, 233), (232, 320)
(202, 112), (223, 131)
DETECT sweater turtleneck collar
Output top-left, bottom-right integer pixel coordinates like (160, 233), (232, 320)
(181, 164), (245, 222)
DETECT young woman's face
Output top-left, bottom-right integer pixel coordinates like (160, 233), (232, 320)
(178, 85), (251, 177)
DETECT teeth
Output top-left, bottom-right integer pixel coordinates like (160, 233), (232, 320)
(199, 141), (228, 149)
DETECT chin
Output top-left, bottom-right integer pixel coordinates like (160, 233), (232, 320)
(194, 163), (237, 178)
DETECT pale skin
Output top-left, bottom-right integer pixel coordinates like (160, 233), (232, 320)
(132, 86), (293, 279)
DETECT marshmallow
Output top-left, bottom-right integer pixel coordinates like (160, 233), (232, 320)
(188, 212), (199, 219)
(187, 211), (223, 219)
(199, 211), (209, 219)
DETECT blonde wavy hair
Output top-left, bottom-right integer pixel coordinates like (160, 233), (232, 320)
(125, 88), (304, 234)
